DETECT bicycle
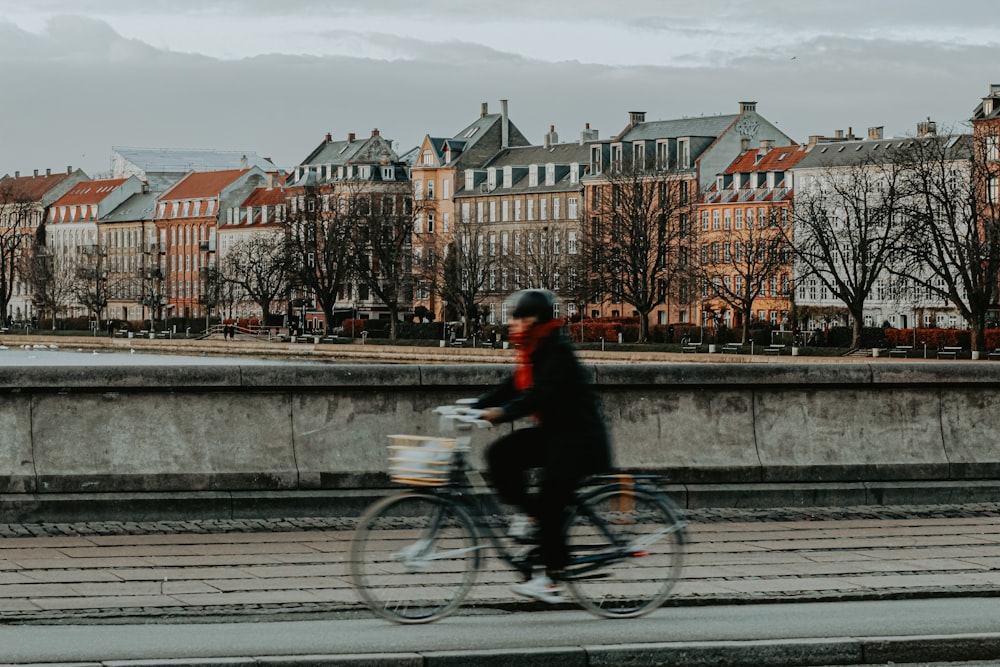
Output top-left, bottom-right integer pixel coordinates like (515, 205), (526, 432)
(348, 402), (688, 624)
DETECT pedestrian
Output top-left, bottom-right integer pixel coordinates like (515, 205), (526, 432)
(476, 289), (613, 603)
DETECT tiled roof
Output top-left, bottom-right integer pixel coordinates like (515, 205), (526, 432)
(484, 142), (590, 168)
(51, 178), (129, 207)
(99, 192), (158, 223)
(618, 115), (740, 142)
(114, 147), (275, 173)
(725, 145), (808, 173)
(160, 169), (248, 201)
(241, 185), (286, 207)
(0, 172), (74, 202)
(794, 134), (971, 170)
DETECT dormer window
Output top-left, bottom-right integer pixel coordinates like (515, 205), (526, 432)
(633, 142), (645, 170)
(590, 145), (603, 175)
(610, 144), (622, 170)
(678, 139), (691, 168)
(382, 166), (394, 180)
(656, 141), (670, 169)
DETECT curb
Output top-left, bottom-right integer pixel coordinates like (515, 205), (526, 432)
(6, 633), (1000, 666)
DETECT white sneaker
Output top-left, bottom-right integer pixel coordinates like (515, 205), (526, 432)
(508, 513), (538, 541)
(511, 574), (565, 603)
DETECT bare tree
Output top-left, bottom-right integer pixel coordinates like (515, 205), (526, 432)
(895, 132), (1000, 353)
(22, 224), (75, 329)
(439, 211), (501, 336)
(286, 184), (353, 330)
(221, 234), (290, 324)
(696, 206), (791, 343)
(351, 189), (415, 340)
(0, 178), (36, 322)
(786, 155), (909, 349)
(70, 246), (119, 325)
(586, 161), (695, 342)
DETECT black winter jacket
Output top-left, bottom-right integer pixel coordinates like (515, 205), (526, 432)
(477, 330), (612, 479)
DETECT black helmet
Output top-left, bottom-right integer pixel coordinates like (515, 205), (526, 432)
(510, 289), (554, 323)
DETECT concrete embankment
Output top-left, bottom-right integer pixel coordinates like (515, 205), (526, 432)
(2, 339), (1000, 521)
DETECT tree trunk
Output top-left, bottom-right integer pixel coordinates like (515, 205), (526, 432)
(849, 305), (864, 350)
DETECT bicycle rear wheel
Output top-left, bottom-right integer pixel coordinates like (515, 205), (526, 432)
(564, 485), (685, 618)
(349, 492), (481, 623)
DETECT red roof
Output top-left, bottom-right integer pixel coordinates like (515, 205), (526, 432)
(241, 186), (286, 207)
(0, 172), (75, 202)
(161, 169), (249, 201)
(51, 178), (129, 207)
(725, 145), (807, 173)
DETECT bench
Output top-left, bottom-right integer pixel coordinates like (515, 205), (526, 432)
(764, 345), (785, 356)
(989, 349), (1000, 360)
(681, 344), (702, 354)
(937, 346), (963, 359)
(889, 346), (913, 358)
(156, 332), (169, 339)
(451, 338), (467, 348)
(722, 343), (745, 354)
(114, 330), (128, 338)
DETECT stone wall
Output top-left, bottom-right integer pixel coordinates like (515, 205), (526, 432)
(3, 362), (1000, 516)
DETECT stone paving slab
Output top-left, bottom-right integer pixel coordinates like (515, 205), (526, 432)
(0, 502), (998, 622)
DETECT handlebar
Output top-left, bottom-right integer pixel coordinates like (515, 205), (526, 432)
(435, 403), (493, 430)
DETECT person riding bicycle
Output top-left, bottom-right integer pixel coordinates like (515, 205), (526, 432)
(477, 289), (612, 603)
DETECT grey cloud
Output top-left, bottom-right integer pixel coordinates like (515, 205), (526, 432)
(316, 30), (526, 63)
(0, 15), (198, 63)
(1, 21), (995, 179)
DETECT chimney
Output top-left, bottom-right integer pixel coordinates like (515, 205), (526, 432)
(628, 111), (646, 126)
(481, 102), (489, 118)
(325, 132), (332, 142)
(33, 169), (38, 177)
(868, 126), (884, 140)
(14, 171), (19, 178)
(808, 135), (822, 147)
(990, 83), (1000, 97)
(835, 130), (844, 139)
(759, 140), (774, 153)
(45, 168), (51, 176)
(266, 173), (274, 189)
(240, 155), (248, 169)
(371, 128), (380, 137)
(579, 122), (599, 144)
(917, 117), (937, 137)
(740, 138), (750, 152)
(348, 132), (356, 142)
(543, 124), (559, 148)
(67, 165), (72, 174)
(500, 99), (509, 149)
(740, 101), (758, 113)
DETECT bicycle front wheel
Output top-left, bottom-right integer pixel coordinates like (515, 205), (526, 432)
(564, 486), (685, 618)
(349, 492), (481, 624)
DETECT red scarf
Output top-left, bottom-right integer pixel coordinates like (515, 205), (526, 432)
(511, 319), (565, 391)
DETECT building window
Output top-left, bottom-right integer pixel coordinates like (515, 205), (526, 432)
(427, 214), (435, 233)
(567, 197), (577, 219)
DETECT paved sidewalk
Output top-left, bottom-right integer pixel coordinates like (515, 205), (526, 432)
(2, 503), (1000, 623)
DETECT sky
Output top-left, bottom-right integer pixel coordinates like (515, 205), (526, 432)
(1, 0), (999, 178)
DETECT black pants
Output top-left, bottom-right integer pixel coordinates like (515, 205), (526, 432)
(486, 427), (579, 576)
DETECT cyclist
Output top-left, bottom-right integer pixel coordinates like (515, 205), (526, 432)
(477, 289), (612, 603)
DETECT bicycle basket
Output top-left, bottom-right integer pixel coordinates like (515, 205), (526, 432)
(387, 435), (456, 487)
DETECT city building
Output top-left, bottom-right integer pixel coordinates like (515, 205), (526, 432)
(698, 142), (807, 334)
(452, 127), (590, 325)
(410, 100), (532, 321)
(155, 168), (270, 320)
(0, 167), (89, 324)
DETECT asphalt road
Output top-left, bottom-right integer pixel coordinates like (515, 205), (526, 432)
(4, 597), (1000, 665)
